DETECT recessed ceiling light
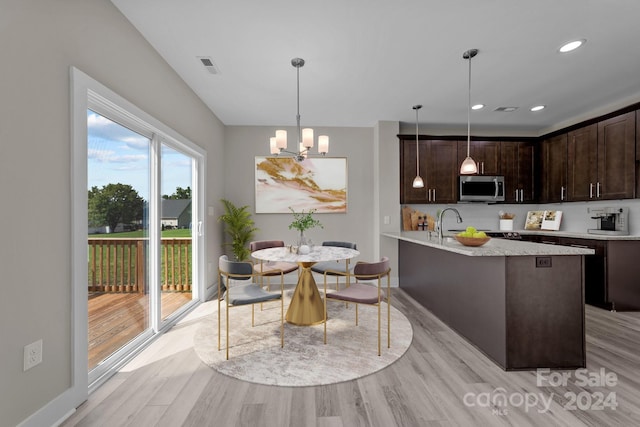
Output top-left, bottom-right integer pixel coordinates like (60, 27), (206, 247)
(559, 39), (585, 53)
(530, 105), (545, 112)
(494, 107), (518, 112)
(471, 104), (485, 110)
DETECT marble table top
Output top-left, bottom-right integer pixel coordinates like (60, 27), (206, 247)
(252, 246), (360, 263)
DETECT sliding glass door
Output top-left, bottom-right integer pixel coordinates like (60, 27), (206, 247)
(160, 143), (195, 321)
(85, 103), (202, 386)
(87, 110), (152, 372)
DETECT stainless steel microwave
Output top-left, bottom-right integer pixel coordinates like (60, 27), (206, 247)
(459, 175), (505, 202)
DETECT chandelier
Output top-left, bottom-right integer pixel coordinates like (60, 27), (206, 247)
(269, 58), (329, 161)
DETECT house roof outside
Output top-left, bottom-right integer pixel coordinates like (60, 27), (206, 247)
(162, 199), (191, 220)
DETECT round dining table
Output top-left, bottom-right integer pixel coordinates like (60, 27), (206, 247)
(251, 245), (360, 326)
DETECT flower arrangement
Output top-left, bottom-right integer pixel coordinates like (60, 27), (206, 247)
(288, 207), (323, 232)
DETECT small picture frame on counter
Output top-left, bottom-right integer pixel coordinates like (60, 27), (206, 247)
(525, 210), (544, 230)
(541, 210), (563, 230)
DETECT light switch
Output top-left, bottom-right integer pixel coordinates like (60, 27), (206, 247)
(383, 216), (390, 225)
(208, 206), (215, 216)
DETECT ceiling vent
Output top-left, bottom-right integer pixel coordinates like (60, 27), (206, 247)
(197, 56), (220, 75)
(494, 106), (518, 112)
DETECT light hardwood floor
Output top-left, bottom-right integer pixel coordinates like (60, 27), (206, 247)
(62, 289), (640, 427)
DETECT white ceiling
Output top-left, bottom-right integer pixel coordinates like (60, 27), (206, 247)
(111, 0), (640, 136)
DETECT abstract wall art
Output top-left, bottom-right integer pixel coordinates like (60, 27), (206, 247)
(255, 156), (347, 213)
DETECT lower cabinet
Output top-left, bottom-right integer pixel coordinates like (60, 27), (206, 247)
(522, 235), (640, 311)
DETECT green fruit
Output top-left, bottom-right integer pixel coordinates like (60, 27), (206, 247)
(466, 226), (477, 234)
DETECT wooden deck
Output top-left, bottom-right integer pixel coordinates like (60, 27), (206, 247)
(88, 292), (192, 370)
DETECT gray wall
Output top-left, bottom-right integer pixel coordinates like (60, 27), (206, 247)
(223, 126), (377, 262)
(1, 1), (225, 426)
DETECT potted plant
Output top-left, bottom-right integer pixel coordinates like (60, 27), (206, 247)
(218, 199), (258, 261)
(288, 207), (323, 251)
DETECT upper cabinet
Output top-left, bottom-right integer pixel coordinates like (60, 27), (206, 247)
(399, 108), (637, 206)
(541, 133), (568, 203)
(500, 141), (536, 203)
(567, 112), (635, 201)
(597, 112), (636, 199)
(567, 124), (598, 201)
(400, 137), (458, 204)
(456, 140), (501, 175)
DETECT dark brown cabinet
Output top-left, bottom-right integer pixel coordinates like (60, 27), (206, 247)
(520, 234), (640, 311)
(456, 140), (501, 175)
(541, 134), (568, 203)
(567, 112), (635, 201)
(567, 124), (597, 201)
(597, 112), (636, 199)
(400, 137), (458, 204)
(500, 141), (536, 203)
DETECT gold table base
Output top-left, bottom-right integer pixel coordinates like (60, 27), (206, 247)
(286, 262), (325, 326)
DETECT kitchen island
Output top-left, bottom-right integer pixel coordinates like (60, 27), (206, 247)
(383, 231), (594, 370)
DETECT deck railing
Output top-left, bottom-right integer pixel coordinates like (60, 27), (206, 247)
(88, 237), (192, 293)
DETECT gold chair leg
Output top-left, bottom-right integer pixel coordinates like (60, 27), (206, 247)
(323, 273), (329, 345)
(378, 301), (381, 356)
(355, 304), (359, 326)
(387, 275), (391, 349)
(218, 282), (221, 351)
(226, 295), (230, 360)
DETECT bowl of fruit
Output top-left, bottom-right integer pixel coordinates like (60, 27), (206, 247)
(454, 226), (491, 247)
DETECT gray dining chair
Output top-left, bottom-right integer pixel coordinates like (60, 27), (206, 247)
(323, 256), (391, 356)
(311, 241), (357, 291)
(218, 255), (284, 360)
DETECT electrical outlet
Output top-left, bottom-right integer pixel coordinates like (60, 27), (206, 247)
(536, 257), (552, 268)
(383, 215), (390, 225)
(24, 339), (43, 371)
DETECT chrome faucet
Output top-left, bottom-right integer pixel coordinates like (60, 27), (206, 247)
(437, 207), (463, 241)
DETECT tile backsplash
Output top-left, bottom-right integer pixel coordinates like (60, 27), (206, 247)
(406, 199), (640, 235)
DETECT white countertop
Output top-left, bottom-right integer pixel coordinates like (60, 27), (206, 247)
(508, 229), (640, 240)
(382, 231), (595, 257)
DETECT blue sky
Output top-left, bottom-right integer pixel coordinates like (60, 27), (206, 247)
(87, 110), (191, 199)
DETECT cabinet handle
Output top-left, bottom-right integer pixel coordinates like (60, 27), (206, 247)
(520, 189), (524, 202)
(427, 189), (431, 202)
(481, 162), (485, 175)
(515, 190), (519, 202)
(433, 188), (436, 202)
(589, 183), (594, 199)
(597, 182), (601, 198)
(561, 186), (565, 201)
(541, 240), (557, 245)
(570, 244), (590, 249)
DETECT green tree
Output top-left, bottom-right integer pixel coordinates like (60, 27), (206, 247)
(218, 199), (258, 261)
(163, 186), (191, 200)
(88, 183), (144, 232)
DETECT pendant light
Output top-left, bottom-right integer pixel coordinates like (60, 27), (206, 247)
(412, 105), (424, 188)
(460, 48), (479, 175)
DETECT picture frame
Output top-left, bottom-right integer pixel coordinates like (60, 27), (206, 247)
(255, 156), (347, 213)
(524, 210), (544, 230)
(541, 210), (563, 230)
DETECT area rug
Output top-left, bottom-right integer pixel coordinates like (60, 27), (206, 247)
(193, 286), (413, 387)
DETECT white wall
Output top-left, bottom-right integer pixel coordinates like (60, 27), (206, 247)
(0, 2), (225, 426)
